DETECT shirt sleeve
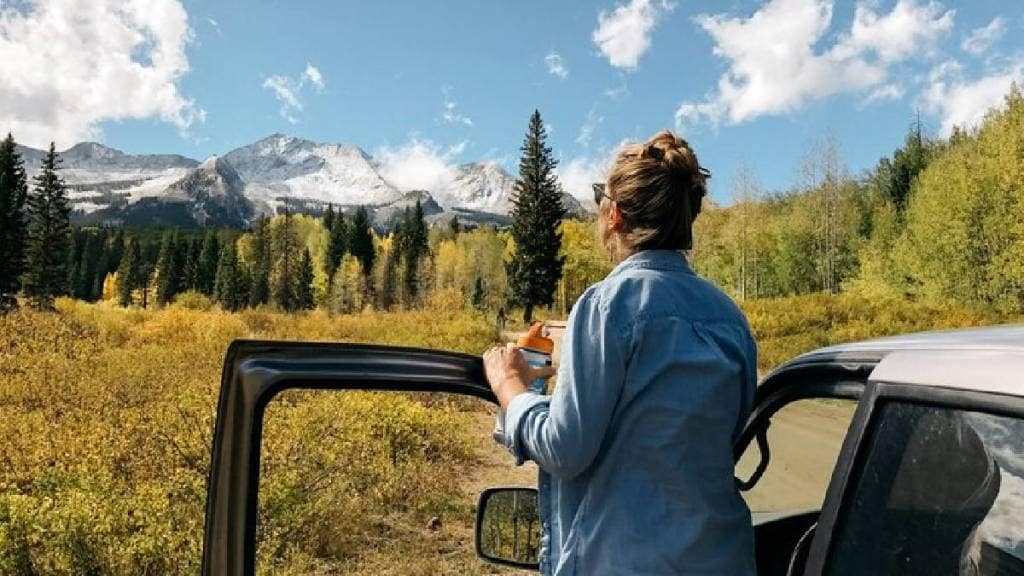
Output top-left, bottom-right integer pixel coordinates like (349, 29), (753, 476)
(503, 289), (628, 479)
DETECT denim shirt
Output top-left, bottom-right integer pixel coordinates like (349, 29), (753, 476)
(499, 250), (757, 575)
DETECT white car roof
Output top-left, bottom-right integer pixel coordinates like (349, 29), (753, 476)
(784, 325), (1024, 397)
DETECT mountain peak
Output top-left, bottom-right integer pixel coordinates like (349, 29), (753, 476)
(64, 141), (124, 160)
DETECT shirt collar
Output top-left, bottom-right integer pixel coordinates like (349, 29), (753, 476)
(608, 249), (694, 278)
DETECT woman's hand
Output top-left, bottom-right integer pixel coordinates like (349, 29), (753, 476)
(483, 343), (557, 408)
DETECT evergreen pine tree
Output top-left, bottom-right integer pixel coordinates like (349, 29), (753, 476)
(471, 276), (487, 311)
(449, 215), (461, 235)
(348, 206), (375, 278)
(106, 229), (125, 276)
(297, 247), (315, 310)
(77, 229), (104, 301)
(400, 201), (429, 305)
(0, 133), (29, 312)
(249, 216), (272, 307)
(155, 229), (181, 306)
(326, 209), (347, 279)
(182, 237), (202, 292)
(66, 228), (85, 299)
(117, 238), (142, 307)
(506, 111), (566, 323)
(91, 232), (110, 301)
(271, 212), (301, 311)
(322, 203), (336, 236)
(197, 230), (220, 295)
(214, 241), (246, 311)
(23, 142), (72, 310)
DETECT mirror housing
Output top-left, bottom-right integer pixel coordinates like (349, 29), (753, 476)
(475, 487), (541, 570)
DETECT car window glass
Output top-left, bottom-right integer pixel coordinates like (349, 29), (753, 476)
(825, 402), (1024, 575)
(736, 398), (858, 513)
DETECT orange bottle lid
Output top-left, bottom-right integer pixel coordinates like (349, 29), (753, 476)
(518, 322), (554, 354)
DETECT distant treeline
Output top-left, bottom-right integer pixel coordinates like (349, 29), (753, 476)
(692, 86), (1024, 314)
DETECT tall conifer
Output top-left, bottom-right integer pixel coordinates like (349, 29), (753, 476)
(0, 133), (28, 312)
(297, 247), (315, 310)
(197, 230), (220, 295)
(214, 241), (246, 311)
(506, 111), (566, 323)
(326, 209), (347, 279)
(271, 212), (301, 311)
(348, 206), (375, 277)
(155, 229), (181, 306)
(117, 238), (142, 307)
(23, 143), (72, 310)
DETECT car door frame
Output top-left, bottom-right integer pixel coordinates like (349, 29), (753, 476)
(732, 352), (876, 575)
(201, 340), (496, 576)
(802, 376), (1024, 574)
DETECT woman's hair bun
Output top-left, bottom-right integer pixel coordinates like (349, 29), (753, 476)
(606, 129), (709, 251)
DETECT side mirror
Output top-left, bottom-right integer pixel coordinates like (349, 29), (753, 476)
(475, 487), (541, 570)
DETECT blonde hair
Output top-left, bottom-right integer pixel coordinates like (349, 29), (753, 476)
(605, 130), (708, 251)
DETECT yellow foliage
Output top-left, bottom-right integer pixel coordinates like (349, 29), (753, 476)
(0, 302), (498, 574)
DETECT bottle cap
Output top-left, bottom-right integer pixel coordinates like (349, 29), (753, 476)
(517, 322), (554, 354)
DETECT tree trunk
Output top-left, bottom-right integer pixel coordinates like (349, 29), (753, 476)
(523, 303), (533, 325)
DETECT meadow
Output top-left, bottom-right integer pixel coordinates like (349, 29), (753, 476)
(0, 291), (1009, 574)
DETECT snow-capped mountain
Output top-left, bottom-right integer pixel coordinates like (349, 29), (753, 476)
(16, 134), (589, 228)
(442, 161), (517, 214)
(223, 133), (401, 213)
(18, 142), (198, 216)
(160, 156), (253, 227)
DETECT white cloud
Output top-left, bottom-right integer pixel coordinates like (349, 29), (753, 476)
(440, 87), (473, 127)
(576, 107), (604, 147)
(961, 17), (1005, 56)
(922, 57), (1024, 136)
(262, 62), (325, 124)
(593, 0), (675, 71)
(833, 0), (954, 63)
(545, 51), (569, 79)
(864, 83), (905, 104)
(676, 0), (954, 130)
(303, 63), (325, 91)
(604, 80), (630, 99)
(0, 0), (203, 148)
(556, 139), (630, 208)
(374, 138), (466, 194)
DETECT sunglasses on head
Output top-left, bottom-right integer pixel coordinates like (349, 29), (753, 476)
(592, 167), (711, 206)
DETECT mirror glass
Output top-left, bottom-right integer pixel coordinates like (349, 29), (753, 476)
(477, 488), (541, 566)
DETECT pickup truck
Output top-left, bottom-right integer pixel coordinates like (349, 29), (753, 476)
(200, 325), (1024, 575)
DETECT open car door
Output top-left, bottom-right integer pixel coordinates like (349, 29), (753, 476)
(200, 340), (494, 576)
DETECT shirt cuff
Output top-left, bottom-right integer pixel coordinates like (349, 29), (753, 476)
(504, 391), (550, 466)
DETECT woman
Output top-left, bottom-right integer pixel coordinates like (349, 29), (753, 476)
(484, 130), (757, 575)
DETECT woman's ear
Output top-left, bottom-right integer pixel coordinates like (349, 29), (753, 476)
(609, 202), (625, 232)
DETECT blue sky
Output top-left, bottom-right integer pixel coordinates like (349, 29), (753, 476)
(2, 0), (1022, 204)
